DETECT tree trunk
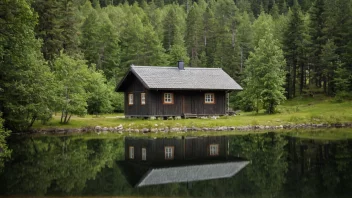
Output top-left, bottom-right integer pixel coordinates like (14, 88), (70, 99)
(60, 110), (64, 123)
(300, 62), (304, 95)
(323, 76), (327, 94)
(292, 59), (297, 98)
(67, 114), (72, 123)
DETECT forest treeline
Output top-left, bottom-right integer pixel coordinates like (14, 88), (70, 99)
(1, 0), (352, 132)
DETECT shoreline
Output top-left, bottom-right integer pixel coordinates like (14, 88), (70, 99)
(19, 122), (352, 135)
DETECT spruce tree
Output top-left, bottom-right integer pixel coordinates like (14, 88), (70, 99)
(282, 1), (305, 98)
(309, 0), (325, 89)
(212, 0), (241, 79)
(80, 10), (120, 79)
(185, 2), (205, 67)
(241, 33), (286, 114)
(33, 0), (81, 62)
(203, 4), (217, 67)
(32, 0), (64, 62)
(320, 40), (339, 95)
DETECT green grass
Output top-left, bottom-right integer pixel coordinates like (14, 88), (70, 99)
(33, 95), (352, 130)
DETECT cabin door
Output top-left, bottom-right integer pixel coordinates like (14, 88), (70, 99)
(182, 94), (197, 115)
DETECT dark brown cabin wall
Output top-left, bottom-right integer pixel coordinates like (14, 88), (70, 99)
(148, 91), (183, 116)
(146, 90), (226, 116)
(201, 91), (226, 115)
(124, 75), (148, 116)
(183, 91), (226, 115)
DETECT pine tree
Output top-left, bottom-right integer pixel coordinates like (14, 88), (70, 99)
(280, 0), (288, 14)
(282, 1), (305, 98)
(309, 0), (325, 89)
(237, 11), (254, 73)
(143, 2), (164, 41)
(162, 5), (186, 52)
(32, 0), (64, 62)
(119, 8), (168, 73)
(141, 23), (169, 66)
(212, 0), (241, 78)
(252, 12), (274, 46)
(186, 2), (205, 67)
(61, 0), (81, 56)
(33, 0), (81, 62)
(241, 33), (286, 114)
(320, 40), (339, 95)
(119, 12), (144, 73)
(203, 4), (217, 67)
(80, 10), (120, 79)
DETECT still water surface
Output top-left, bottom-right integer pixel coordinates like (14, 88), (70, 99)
(1, 131), (352, 197)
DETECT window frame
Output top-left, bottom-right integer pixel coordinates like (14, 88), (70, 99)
(128, 93), (134, 106)
(209, 144), (219, 156)
(129, 146), (134, 159)
(164, 146), (175, 160)
(163, 93), (174, 104)
(141, 93), (146, 105)
(142, 148), (146, 161)
(204, 93), (215, 104)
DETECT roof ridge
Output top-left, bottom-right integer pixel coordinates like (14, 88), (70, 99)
(131, 65), (222, 70)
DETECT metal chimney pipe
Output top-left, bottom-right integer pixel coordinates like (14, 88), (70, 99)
(177, 61), (184, 70)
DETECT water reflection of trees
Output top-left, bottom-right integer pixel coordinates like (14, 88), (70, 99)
(0, 136), (124, 195)
(229, 133), (288, 198)
(285, 137), (352, 198)
(1, 134), (352, 197)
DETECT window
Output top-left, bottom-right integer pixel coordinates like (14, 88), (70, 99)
(142, 148), (146, 161)
(128, 93), (133, 105)
(165, 146), (174, 160)
(205, 93), (215, 104)
(141, 93), (146, 105)
(129, 146), (134, 159)
(209, 144), (219, 156)
(163, 93), (174, 104)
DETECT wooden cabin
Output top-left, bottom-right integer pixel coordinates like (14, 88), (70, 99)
(124, 136), (229, 162)
(115, 61), (242, 118)
(119, 136), (249, 187)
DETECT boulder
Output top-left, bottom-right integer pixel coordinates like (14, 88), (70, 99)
(95, 126), (102, 132)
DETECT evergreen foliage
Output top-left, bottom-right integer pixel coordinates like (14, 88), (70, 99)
(0, 0), (57, 131)
(241, 33), (286, 114)
(0, 0), (352, 132)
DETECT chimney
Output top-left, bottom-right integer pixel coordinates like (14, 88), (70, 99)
(177, 60), (184, 70)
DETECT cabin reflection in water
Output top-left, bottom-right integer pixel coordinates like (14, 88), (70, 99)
(118, 136), (249, 187)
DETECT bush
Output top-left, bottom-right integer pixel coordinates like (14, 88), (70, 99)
(333, 91), (352, 103)
(0, 114), (11, 170)
(230, 92), (255, 112)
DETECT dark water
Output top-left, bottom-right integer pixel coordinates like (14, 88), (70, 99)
(1, 131), (352, 198)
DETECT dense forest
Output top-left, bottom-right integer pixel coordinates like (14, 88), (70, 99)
(0, 0), (352, 135)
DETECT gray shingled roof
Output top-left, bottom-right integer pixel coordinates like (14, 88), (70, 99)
(136, 161), (249, 187)
(119, 66), (242, 91)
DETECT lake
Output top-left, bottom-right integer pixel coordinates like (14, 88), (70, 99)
(0, 130), (352, 198)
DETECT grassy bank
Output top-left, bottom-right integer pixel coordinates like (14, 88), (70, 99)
(33, 96), (352, 130)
